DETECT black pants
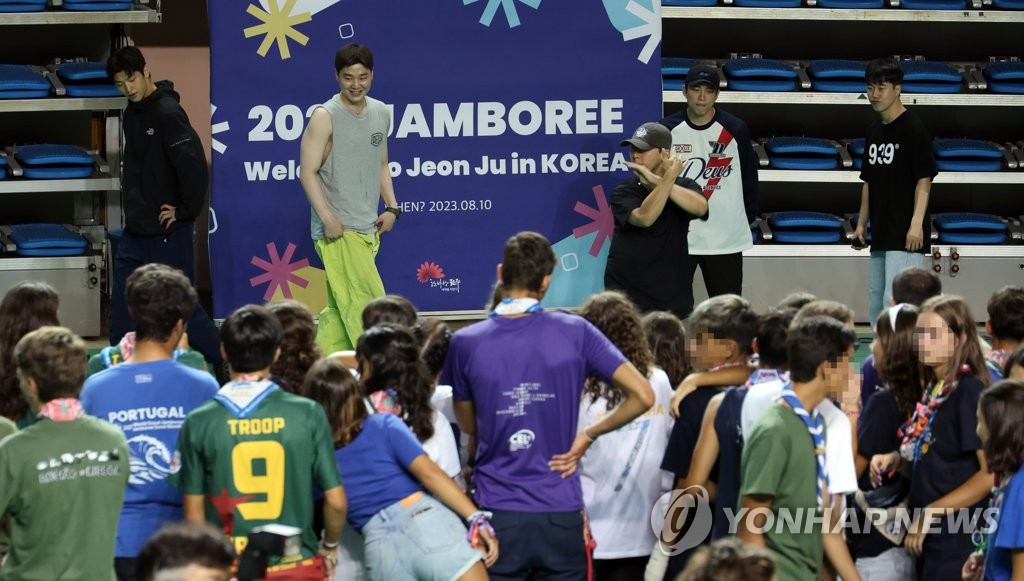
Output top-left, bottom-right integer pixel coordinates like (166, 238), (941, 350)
(110, 227), (223, 366)
(115, 557), (138, 581)
(593, 556), (648, 581)
(486, 509), (587, 580)
(689, 252), (744, 298)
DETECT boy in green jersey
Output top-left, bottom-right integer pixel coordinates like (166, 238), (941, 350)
(171, 306), (347, 579)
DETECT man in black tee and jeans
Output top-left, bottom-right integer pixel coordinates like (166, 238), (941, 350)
(853, 58), (938, 321)
(605, 122), (709, 319)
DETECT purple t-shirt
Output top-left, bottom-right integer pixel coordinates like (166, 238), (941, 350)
(860, 354), (883, 410)
(441, 310), (628, 512)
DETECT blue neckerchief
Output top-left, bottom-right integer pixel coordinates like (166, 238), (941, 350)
(214, 379), (279, 419)
(779, 383), (830, 510)
(490, 297), (542, 318)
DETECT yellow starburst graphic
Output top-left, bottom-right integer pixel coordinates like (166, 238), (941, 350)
(243, 0), (312, 60)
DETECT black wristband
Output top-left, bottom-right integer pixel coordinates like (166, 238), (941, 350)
(385, 207), (401, 220)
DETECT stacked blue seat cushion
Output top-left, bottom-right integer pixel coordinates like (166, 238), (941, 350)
(933, 139), (1003, 172)
(61, 0), (133, 10)
(807, 60), (866, 92)
(0, 0), (47, 12)
(724, 59), (798, 92)
(933, 212), (1006, 244)
(0, 64), (50, 99)
(56, 62), (122, 97)
(766, 137), (840, 170)
(768, 211), (844, 243)
(984, 62), (1024, 94)
(900, 0), (965, 9)
(7, 224), (89, 256)
(14, 144), (95, 179)
(899, 61), (962, 93)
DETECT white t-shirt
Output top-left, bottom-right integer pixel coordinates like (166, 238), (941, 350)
(579, 368), (675, 559)
(741, 381), (858, 496)
(421, 404), (464, 488)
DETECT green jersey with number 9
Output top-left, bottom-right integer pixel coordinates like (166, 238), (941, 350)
(170, 386), (342, 567)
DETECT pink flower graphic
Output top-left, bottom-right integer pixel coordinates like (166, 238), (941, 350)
(249, 242), (310, 300)
(417, 261), (446, 283)
(572, 185), (614, 257)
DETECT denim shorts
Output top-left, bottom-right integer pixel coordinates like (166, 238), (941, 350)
(362, 492), (481, 581)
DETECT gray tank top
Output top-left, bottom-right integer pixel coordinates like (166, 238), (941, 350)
(311, 95), (390, 238)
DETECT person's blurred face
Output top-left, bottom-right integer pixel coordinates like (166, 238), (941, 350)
(915, 311), (955, 369)
(690, 330), (735, 371)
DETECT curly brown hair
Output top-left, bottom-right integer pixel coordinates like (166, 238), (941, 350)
(580, 291), (652, 408)
(0, 282), (59, 420)
(356, 324), (434, 442)
(267, 301), (320, 394)
(641, 311), (690, 387)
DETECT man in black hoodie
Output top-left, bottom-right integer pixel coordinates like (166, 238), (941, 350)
(107, 46), (223, 369)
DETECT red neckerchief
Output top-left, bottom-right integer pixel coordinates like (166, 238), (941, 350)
(38, 398), (84, 422)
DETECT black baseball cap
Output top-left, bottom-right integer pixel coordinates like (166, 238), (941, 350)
(685, 65), (721, 89)
(620, 122), (672, 151)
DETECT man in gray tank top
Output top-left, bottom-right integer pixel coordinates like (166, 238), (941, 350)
(299, 44), (401, 353)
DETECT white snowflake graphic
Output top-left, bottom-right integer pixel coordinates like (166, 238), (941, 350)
(621, 0), (660, 64)
(211, 104), (230, 155)
(463, 0), (540, 28)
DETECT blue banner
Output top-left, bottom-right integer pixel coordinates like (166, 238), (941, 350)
(209, 0), (662, 316)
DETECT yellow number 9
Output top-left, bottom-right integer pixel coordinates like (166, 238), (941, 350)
(231, 441), (285, 520)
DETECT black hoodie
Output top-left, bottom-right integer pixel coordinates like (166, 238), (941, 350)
(121, 80), (208, 236)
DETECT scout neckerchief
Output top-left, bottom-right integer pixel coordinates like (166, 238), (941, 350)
(986, 350), (1011, 381)
(898, 364), (971, 463)
(38, 398), (84, 421)
(745, 368), (787, 387)
(214, 373), (278, 418)
(106, 331), (189, 367)
(367, 388), (402, 416)
(490, 297), (542, 318)
(779, 383), (830, 510)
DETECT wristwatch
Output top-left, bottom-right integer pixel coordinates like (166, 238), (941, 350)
(385, 206), (402, 220)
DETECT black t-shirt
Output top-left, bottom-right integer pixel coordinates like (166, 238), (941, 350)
(849, 388), (904, 559)
(908, 374), (985, 511)
(661, 387), (722, 481)
(859, 109), (938, 253)
(605, 176), (705, 319)
(908, 374), (987, 572)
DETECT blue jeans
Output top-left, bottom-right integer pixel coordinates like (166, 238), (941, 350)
(362, 493), (480, 581)
(869, 251), (925, 322)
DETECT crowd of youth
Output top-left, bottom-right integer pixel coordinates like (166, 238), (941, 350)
(0, 27), (1013, 581)
(0, 233), (1021, 581)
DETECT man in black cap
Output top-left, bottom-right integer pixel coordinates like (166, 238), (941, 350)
(604, 122), (709, 319)
(661, 64), (759, 302)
